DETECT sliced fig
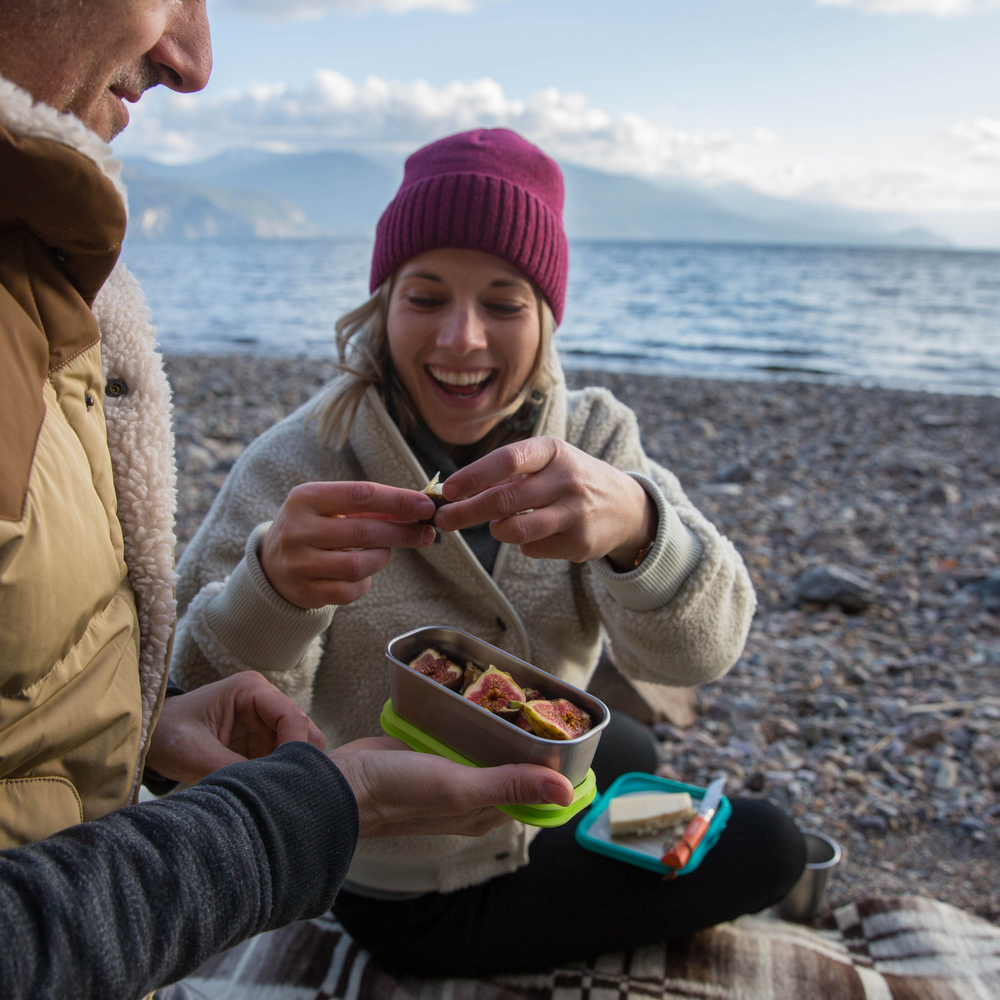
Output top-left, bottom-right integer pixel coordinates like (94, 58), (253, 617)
(463, 666), (525, 715)
(407, 647), (463, 690)
(513, 710), (534, 732)
(461, 662), (483, 694)
(522, 687), (542, 702)
(494, 700), (523, 722)
(522, 698), (591, 740)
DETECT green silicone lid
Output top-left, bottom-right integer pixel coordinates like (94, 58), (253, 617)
(380, 701), (596, 828)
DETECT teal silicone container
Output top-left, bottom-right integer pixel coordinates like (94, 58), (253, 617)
(381, 701), (597, 828)
(575, 771), (731, 876)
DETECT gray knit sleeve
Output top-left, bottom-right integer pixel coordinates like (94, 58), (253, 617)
(0, 742), (357, 1000)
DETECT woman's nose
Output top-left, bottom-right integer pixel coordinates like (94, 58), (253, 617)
(436, 306), (488, 354)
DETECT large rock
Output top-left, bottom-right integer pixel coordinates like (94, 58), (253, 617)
(796, 565), (875, 612)
(971, 572), (1000, 611)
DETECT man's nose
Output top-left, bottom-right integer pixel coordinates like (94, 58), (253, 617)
(437, 305), (488, 353)
(148, 1), (213, 94)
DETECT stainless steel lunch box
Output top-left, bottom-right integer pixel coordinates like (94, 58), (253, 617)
(385, 625), (609, 787)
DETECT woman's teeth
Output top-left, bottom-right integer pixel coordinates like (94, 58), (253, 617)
(428, 367), (492, 386)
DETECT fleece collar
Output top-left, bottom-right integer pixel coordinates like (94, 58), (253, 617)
(94, 264), (178, 797)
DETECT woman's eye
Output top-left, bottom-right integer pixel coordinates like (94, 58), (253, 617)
(407, 295), (445, 308)
(486, 301), (527, 316)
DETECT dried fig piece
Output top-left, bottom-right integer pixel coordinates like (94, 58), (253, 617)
(522, 698), (591, 740)
(461, 662), (483, 694)
(408, 647), (463, 690)
(463, 666), (525, 715)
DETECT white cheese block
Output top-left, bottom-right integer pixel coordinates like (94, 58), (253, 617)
(608, 792), (694, 837)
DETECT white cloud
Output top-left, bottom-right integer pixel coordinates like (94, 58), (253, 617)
(226, 0), (476, 20)
(124, 71), (764, 184)
(816, 0), (1000, 15)
(947, 117), (1000, 159)
(114, 72), (1000, 226)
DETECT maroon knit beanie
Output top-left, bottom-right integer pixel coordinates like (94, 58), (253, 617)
(370, 128), (569, 324)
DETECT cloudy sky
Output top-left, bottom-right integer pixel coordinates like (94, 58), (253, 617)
(114, 0), (1000, 245)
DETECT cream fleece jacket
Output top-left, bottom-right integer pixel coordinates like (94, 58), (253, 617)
(172, 371), (755, 893)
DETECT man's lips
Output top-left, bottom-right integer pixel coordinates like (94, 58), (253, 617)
(110, 86), (142, 104)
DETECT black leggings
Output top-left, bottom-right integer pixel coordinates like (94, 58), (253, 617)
(335, 712), (806, 977)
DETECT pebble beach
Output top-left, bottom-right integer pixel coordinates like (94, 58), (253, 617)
(166, 354), (1000, 924)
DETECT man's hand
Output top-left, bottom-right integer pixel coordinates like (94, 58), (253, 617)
(260, 481), (437, 609)
(146, 673), (326, 784)
(434, 437), (657, 570)
(328, 737), (575, 838)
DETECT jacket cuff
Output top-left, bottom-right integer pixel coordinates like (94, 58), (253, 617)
(202, 523), (335, 673)
(589, 473), (703, 612)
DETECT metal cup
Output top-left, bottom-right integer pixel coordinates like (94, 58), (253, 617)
(776, 829), (842, 923)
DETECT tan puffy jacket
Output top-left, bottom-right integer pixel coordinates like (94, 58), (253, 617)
(0, 78), (177, 849)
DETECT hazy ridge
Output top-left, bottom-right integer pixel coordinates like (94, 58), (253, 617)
(123, 150), (947, 250)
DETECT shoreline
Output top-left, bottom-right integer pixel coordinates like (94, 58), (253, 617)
(166, 354), (1000, 922)
(160, 348), (1000, 402)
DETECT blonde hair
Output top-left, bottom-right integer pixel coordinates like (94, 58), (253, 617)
(309, 275), (559, 456)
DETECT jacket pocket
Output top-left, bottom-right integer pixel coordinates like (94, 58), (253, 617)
(0, 775), (85, 849)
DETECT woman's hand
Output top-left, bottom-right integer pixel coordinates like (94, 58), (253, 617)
(434, 437), (657, 570)
(146, 673), (326, 784)
(260, 481), (437, 609)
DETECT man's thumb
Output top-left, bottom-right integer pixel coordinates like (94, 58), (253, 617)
(474, 763), (574, 808)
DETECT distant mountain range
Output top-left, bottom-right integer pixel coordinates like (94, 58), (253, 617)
(122, 149), (949, 249)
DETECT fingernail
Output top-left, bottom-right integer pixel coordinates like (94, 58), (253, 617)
(422, 526), (436, 545)
(539, 781), (568, 805)
(442, 483), (458, 501)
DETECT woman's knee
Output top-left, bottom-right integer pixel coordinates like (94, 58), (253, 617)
(591, 711), (658, 791)
(724, 797), (807, 905)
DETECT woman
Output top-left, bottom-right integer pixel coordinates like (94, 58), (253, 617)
(173, 128), (805, 976)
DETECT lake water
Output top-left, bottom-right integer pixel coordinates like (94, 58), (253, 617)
(122, 239), (1000, 397)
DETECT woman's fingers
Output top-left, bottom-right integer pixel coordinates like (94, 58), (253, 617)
(441, 438), (561, 501)
(311, 515), (435, 551)
(434, 476), (553, 532)
(294, 545), (395, 583)
(261, 481), (438, 608)
(487, 505), (569, 549)
(293, 480), (436, 522)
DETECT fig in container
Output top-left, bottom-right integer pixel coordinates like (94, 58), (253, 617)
(461, 663), (483, 693)
(407, 647), (463, 690)
(463, 666), (525, 715)
(522, 698), (592, 740)
(403, 648), (592, 740)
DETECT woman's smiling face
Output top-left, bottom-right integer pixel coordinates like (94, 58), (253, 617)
(387, 248), (542, 446)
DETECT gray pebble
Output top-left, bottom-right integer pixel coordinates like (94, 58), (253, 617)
(856, 815), (889, 835)
(796, 565), (875, 613)
(715, 460), (752, 484)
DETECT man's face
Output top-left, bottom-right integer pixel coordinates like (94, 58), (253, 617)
(1, 1), (212, 142)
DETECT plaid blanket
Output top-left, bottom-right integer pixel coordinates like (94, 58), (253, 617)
(179, 896), (1000, 1000)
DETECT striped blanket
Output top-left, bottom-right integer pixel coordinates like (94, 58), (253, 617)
(180, 896), (1000, 1000)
